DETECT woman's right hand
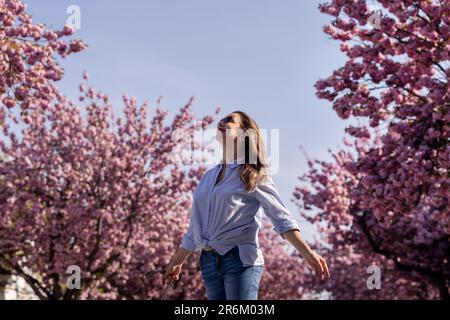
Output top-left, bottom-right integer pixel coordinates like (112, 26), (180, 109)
(163, 263), (182, 283)
(163, 247), (192, 284)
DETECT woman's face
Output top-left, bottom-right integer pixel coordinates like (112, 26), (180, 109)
(216, 113), (242, 144)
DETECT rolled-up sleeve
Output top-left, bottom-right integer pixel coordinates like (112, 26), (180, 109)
(253, 176), (300, 238)
(181, 212), (200, 252)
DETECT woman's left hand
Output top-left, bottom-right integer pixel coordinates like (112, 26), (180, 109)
(303, 250), (330, 281)
(281, 230), (330, 281)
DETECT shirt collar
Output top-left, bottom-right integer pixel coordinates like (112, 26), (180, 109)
(228, 159), (243, 168)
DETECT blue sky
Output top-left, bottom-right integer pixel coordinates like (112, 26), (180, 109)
(23, 0), (349, 240)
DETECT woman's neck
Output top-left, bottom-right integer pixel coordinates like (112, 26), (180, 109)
(222, 150), (246, 164)
(222, 140), (245, 164)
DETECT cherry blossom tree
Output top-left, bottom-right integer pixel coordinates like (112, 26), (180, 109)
(294, 0), (449, 299)
(0, 0), (86, 114)
(0, 71), (219, 299)
(294, 137), (448, 299)
(315, 0), (448, 227)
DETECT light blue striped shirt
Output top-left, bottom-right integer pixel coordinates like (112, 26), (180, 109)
(181, 160), (300, 266)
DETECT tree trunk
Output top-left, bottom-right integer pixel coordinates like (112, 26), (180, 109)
(0, 274), (10, 300)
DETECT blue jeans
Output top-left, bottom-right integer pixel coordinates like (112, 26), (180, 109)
(199, 245), (264, 300)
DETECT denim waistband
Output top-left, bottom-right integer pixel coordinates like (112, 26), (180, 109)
(201, 245), (239, 256)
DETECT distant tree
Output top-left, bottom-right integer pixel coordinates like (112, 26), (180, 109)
(0, 72), (218, 299)
(0, 0), (86, 115)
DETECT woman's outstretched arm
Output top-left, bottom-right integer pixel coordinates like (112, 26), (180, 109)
(252, 176), (330, 281)
(282, 229), (330, 281)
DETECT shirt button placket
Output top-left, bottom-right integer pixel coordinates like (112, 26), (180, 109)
(205, 165), (220, 243)
(205, 189), (211, 241)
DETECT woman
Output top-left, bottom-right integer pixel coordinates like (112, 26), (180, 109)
(164, 111), (330, 300)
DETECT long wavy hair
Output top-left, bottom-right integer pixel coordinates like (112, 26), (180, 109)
(231, 111), (269, 191)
